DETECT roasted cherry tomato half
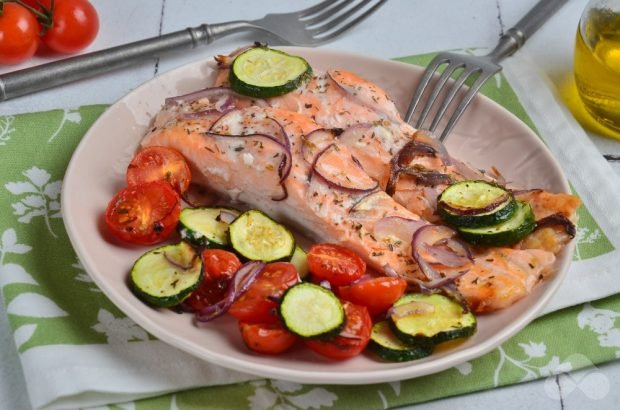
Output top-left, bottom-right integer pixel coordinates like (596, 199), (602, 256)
(0, 3), (40, 65)
(305, 301), (372, 360)
(307, 243), (366, 287)
(239, 321), (298, 355)
(104, 181), (181, 245)
(183, 250), (241, 312)
(337, 276), (407, 316)
(127, 146), (192, 195)
(228, 262), (299, 324)
(41, 0), (99, 54)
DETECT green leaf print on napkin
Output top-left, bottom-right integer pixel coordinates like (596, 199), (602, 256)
(574, 203), (615, 260)
(0, 106), (154, 351)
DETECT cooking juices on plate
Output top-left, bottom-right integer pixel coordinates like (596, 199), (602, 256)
(103, 46), (580, 362)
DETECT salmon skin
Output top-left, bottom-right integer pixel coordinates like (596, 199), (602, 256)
(142, 48), (579, 313)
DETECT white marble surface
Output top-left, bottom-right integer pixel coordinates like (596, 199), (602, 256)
(1, 0), (620, 409)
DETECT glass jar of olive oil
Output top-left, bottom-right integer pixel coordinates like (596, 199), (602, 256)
(574, 0), (620, 135)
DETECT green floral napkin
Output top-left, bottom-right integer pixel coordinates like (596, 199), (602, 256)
(1, 53), (620, 409)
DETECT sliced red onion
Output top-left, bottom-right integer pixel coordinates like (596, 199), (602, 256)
(301, 128), (337, 164)
(439, 191), (512, 216)
(535, 213), (576, 238)
(349, 191), (388, 213)
(511, 188), (544, 196)
(309, 143), (379, 193)
(399, 166), (453, 187)
(413, 130), (452, 166)
(319, 280), (332, 290)
(164, 251), (198, 270)
(214, 43), (261, 67)
(211, 109), (290, 149)
(373, 216), (426, 245)
(451, 159), (489, 181)
(203, 132), (292, 201)
(411, 225), (472, 283)
(181, 184), (220, 208)
(338, 330), (364, 340)
(216, 210), (238, 224)
(410, 270), (469, 291)
(166, 86), (237, 107)
(388, 300), (435, 319)
(195, 261), (265, 322)
(396, 140), (438, 167)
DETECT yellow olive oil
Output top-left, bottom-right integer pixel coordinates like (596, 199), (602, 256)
(574, 9), (620, 133)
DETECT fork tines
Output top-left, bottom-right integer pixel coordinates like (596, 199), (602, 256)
(300, 0), (388, 43)
(405, 52), (502, 142)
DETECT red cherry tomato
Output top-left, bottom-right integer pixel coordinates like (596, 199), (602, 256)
(305, 301), (372, 360)
(239, 322), (298, 355)
(127, 146), (192, 195)
(228, 262), (299, 324)
(337, 276), (407, 316)
(42, 0), (99, 54)
(104, 181), (181, 245)
(307, 243), (366, 287)
(183, 250), (241, 311)
(0, 3), (40, 65)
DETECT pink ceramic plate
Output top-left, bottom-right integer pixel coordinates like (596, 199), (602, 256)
(62, 47), (573, 384)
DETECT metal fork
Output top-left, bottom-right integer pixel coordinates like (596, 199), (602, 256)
(0, 0), (386, 102)
(404, 0), (567, 142)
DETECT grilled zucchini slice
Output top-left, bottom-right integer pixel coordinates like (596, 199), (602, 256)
(289, 246), (309, 279)
(457, 200), (535, 246)
(229, 47), (312, 98)
(229, 209), (295, 262)
(368, 321), (433, 362)
(279, 282), (345, 340)
(389, 293), (476, 345)
(130, 241), (202, 307)
(438, 180), (516, 228)
(177, 207), (240, 248)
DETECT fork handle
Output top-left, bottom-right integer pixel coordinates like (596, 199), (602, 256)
(487, 0), (568, 63)
(0, 21), (255, 102)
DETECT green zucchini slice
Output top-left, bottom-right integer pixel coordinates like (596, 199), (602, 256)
(178, 207), (240, 248)
(279, 282), (345, 340)
(389, 293), (476, 345)
(438, 180), (516, 228)
(229, 47), (312, 98)
(130, 241), (202, 307)
(289, 246), (309, 279)
(368, 321), (433, 362)
(229, 210), (295, 262)
(457, 200), (536, 246)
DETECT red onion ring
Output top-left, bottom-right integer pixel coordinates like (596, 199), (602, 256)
(216, 210), (238, 224)
(301, 128), (337, 165)
(309, 143), (379, 193)
(195, 261), (265, 322)
(535, 213), (576, 238)
(214, 43), (262, 68)
(399, 166), (454, 187)
(203, 132), (292, 201)
(439, 190), (512, 216)
(349, 191), (388, 213)
(411, 225), (472, 285)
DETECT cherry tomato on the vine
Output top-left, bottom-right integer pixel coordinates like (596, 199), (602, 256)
(307, 243), (366, 287)
(42, 0), (99, 54)
(104, 181), (181, 245)
(0, 3), (40, 65)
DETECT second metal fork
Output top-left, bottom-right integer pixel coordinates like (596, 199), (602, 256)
(405, 0), (567, 142)
(0, 0), (386, 102)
